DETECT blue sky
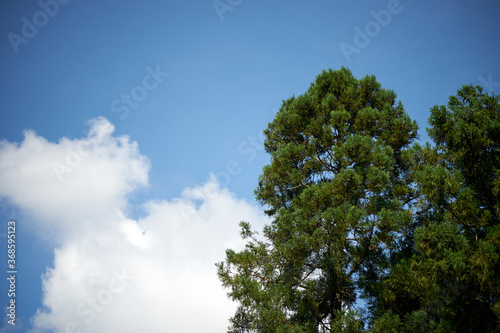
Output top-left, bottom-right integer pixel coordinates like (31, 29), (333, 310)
(0, 0), (499, 332)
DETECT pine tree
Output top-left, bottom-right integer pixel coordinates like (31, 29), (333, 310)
(374, 85), (500, 332)
(217, 67), (418, 332)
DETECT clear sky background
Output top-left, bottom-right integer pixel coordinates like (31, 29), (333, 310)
(0, 1), (499, 332)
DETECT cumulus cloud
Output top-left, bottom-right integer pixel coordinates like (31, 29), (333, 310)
(0, 117), (149, 242)
(0, 117), (270, 333)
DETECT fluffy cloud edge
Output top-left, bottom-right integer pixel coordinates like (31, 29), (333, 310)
(0, 117), (270, 333)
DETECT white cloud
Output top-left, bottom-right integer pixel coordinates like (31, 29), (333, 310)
(0, 117), (270, 333)
(0, 117), (150, 242)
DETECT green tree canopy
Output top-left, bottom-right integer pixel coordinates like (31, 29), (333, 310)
(217, 70), (500, 332)
(374, 85), (500, 332)
(217, 67), (418, 332)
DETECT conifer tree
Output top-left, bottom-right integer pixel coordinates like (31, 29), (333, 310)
(373, 85), (500, 332)
(217, 67), (418, 332)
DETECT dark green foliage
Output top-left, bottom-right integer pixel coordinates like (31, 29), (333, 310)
(217, 67), (418, 332)
(374, 85), (500, 332)
(217, 70), (500, 332)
